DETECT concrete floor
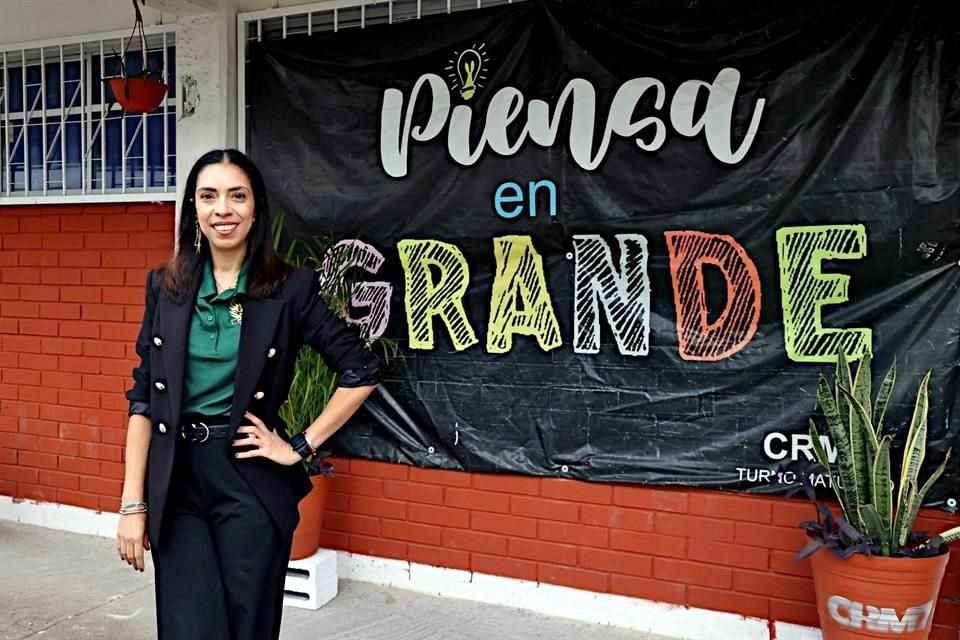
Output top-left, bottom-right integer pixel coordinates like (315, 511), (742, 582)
(0, 521), (664, 640)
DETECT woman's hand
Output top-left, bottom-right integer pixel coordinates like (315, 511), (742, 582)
(116, 512), (150, 572)
(233, 411), (301, 466)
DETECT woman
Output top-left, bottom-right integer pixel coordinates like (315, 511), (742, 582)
(116, 149), (379, 640)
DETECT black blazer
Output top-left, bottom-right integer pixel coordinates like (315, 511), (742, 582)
(126, 266), (379, 548)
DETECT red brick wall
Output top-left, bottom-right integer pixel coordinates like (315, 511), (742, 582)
(0, 203), (174, 510)
(320, 461), (959, 638)
(1, 203), (958, 638)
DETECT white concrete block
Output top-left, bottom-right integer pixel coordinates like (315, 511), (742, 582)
(283, 548), (338, 610)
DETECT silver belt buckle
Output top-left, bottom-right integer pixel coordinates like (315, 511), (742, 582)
(196, 422), (210, 444)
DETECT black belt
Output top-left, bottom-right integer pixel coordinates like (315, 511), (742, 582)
(179, 422), (232, 443)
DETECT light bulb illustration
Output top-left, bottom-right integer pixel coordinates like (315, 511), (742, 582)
(457, 49), (482, 100)
(446, 43), (489, 101)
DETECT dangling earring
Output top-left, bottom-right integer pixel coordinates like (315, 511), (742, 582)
(194, 219), (202, 254)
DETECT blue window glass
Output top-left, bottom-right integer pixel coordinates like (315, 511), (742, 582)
(147, 112), (165, 187)
(165, 46), (176, 99)
(45, 122), (62, 162)
(8, 67), (22, 112)
(122, 50), (143, 77)
(104, 114), (122, 189)
(46, 121), (62, 190)
(9, 124), (24, 164)
(44, 62), (61, 109)
(64, 60), (81, 82)
(102, 55), (123, 104)
(90, 55), (102, 104)
(25, 65), (41, 114)
(125, 113), (144, 188)
(28, 121), (43, 191)
(167, 112), (176, 186)
(64, 61), (81, 110)
(65, 115), (82, 190)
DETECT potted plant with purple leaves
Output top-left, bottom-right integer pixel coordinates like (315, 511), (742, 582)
(797, 351), (959, 640)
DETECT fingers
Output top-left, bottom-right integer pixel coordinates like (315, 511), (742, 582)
(117, 532), (128, 563)
(233, 423), (262, 461)
(233, 427), (261, 458)
(244, 411), (266, 430)
(117, 520), (147, 573)
(235, 415), (286, 463)
(119, 537), (146, 572)
(119, 536), (133, 567)
(232, 427), (259, 450)
(134, 541), (145, 572)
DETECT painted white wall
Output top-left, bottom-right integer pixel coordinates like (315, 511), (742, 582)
(0, 1), (170, 45)
(174, 10), (234, 210)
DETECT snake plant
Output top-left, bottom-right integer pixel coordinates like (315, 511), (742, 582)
(804, 352), (960, 558)
(270, 211), (395, 475)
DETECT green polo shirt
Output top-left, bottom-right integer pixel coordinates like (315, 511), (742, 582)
(181, 259), (250, 417)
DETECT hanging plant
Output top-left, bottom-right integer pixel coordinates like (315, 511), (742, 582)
(103, 0), (168, 114)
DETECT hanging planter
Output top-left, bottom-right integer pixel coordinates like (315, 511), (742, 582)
(102, 0), (168, 114)
(107, 75), (167, 114)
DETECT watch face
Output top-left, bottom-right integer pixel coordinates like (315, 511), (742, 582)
(291, 434), (311, 458)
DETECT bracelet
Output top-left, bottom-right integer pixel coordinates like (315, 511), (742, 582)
(119, 500), (147, 515)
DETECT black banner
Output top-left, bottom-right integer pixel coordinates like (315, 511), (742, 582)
(248, 0), (960, 500)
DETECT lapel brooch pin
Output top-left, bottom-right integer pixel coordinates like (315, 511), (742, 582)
(229, 301), (243, 326)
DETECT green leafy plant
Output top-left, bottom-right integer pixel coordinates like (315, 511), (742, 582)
(799, 351), (960, 558)
(271, 211), (394, 476)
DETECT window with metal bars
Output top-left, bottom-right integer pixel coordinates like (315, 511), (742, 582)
(0, 27), (176, 203)
(245, 0), (519, 40)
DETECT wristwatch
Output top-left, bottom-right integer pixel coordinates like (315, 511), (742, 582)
(290, 432), (315, 460)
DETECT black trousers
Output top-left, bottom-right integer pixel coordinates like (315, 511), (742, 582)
(151, 433), (293, 640)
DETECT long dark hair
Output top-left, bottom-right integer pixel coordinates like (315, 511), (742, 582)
(161, 149), (290, 300)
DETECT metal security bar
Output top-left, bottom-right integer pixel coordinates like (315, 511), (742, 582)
(237, 0), (523, 151)
(0, 26), (177, 204)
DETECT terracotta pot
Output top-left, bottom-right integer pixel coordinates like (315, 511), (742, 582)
(106, 76), (167, 114)
(289, 474), (332, 561)
(810, 547), (949, 640)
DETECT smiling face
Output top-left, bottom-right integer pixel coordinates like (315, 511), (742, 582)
(194, 161), (256, 259)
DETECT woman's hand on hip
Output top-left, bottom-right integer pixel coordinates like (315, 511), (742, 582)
(233, 411), (301, 466)
(116, 513), (149, 572)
